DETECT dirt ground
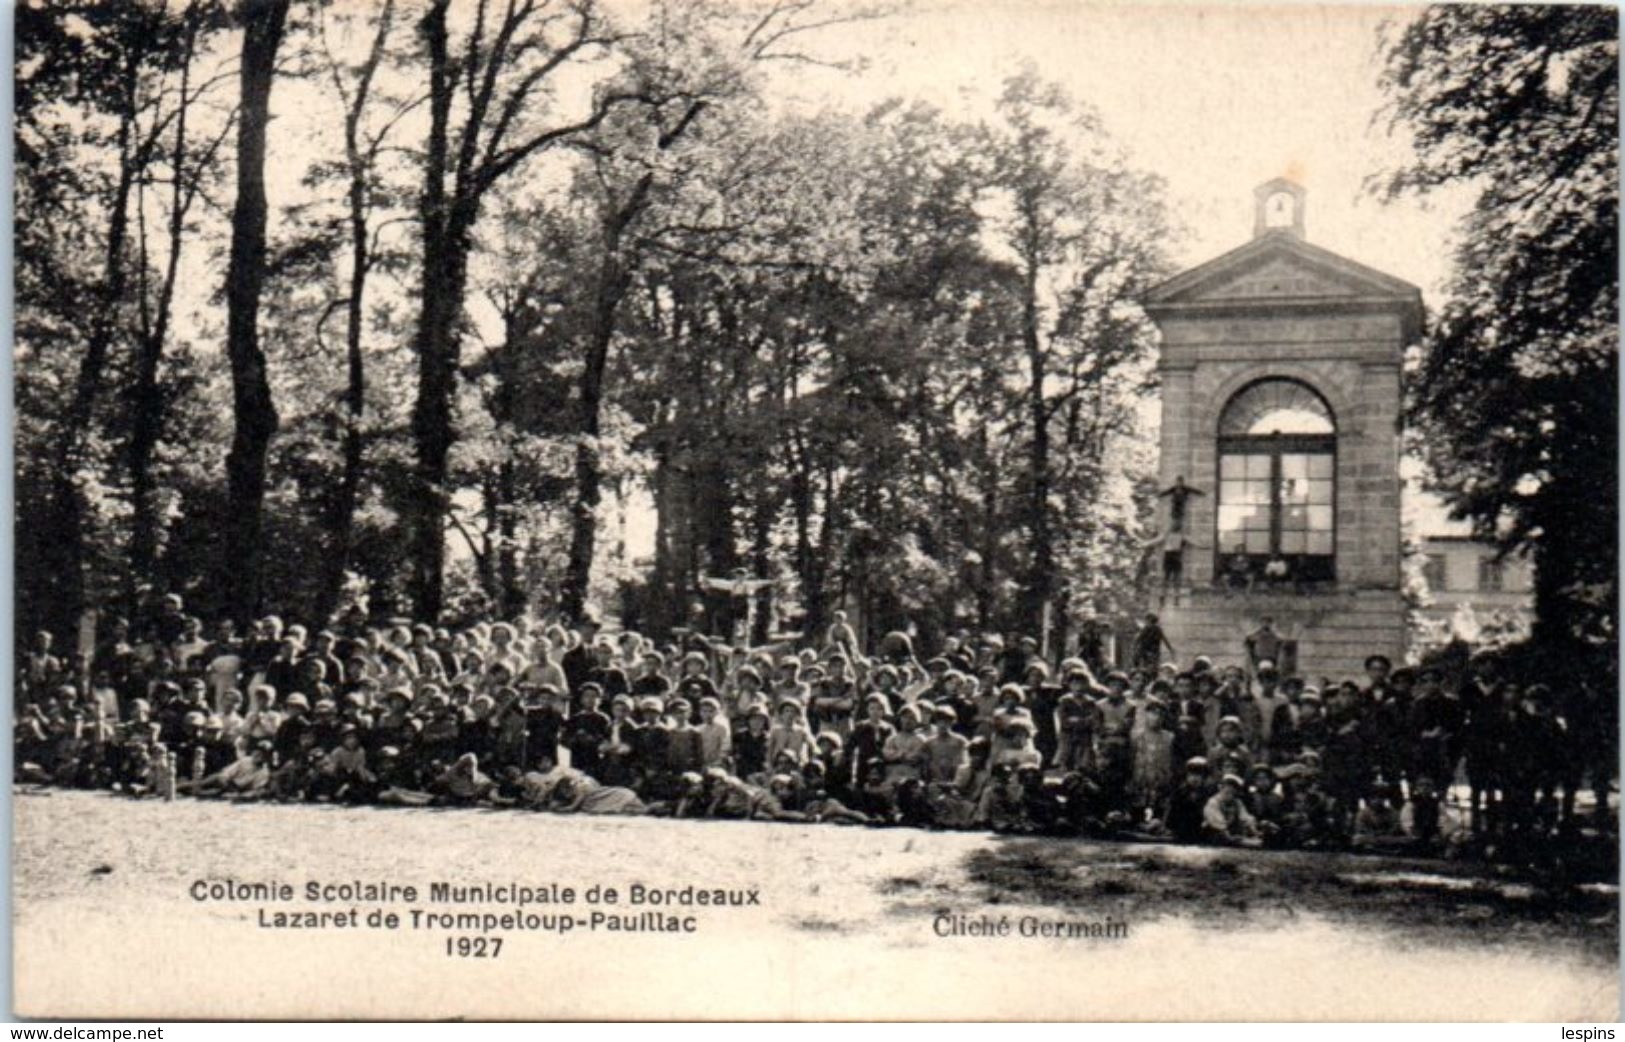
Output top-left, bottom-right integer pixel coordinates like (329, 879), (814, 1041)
(12, 788), (1620, 1021)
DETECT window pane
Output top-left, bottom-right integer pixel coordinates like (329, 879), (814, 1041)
(1307, 531), (1333, 555)
(1281, 531), (1306, 553)
(1283, 505), (1308, 530)
(1245, 455), (1271, 479)
(1222, 504), (1266, 532)
(1308, 479), (1334, 505)
(1308, 455), (1333, 479)
(1308, 506), (1333, 530)
(1281, 454), (1308, 480)
(1245, 530), (1271, 553)
(1219, 379), (1335, 436)
(1280, 478), (1308, 504)
(1220, 480), (1245, 505)
(1220, 455), (1245, 479)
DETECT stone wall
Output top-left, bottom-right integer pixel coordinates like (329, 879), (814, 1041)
(1150, 292), (1410, 674)
(1158, 586), (1406, 680)
(1156, 311), (1403, 590)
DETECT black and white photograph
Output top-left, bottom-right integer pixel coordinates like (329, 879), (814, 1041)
(8, 0), (1620, 1021)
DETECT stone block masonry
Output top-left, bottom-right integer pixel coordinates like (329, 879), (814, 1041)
(1141, 181), (1424, 675)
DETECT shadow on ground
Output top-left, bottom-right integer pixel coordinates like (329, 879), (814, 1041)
(927, 837), (1620, 962)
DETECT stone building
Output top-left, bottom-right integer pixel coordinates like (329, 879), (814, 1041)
(1410, 489), (1536, 650)
(1142, 178), (1423, 677)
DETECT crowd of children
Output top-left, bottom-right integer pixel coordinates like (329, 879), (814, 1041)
(14, 595), (1612, 856)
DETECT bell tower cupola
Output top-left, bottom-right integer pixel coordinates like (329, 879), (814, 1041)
(1253, 176), (1306, 239)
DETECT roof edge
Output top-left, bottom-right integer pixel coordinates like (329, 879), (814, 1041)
(1145, 232), (1423, 305)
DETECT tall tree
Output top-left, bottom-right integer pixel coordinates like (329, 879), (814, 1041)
(555, 97), (713, 624)
(980, 69), (1170, 635)
(221, 0), (293, 623)
(1375, 6), (1618, 659)
(16, 0), (214, 634)
(554, 0), (874, 624)
(127, 0), (234, 606)
(408, 0), (634, 621)
(309, 0), (410, 621)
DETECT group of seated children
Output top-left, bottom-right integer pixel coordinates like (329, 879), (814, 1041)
(18, 600), (1596, 858)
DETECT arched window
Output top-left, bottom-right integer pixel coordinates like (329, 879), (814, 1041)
(1216, 378), (1336, 583)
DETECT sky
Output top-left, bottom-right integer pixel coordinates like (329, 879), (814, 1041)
(773, 0), (1474, 298)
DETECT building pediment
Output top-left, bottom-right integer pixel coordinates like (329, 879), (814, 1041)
(1146, 233), (1422, 308)
(1184, 250), (1376, 301)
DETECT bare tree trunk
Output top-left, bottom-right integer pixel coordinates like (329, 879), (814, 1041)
(128, 15), (204, 611)
(221, 0), (291, 624)
(317, 0), (394, 623)
(495, 459), (525, 617)
(977, 425), (998, 629)
(1022, 261), (1053, 635)
(693, 454), (739, 632)
(558, 103), (707, 625)
(749, 496), (773, 646)
(789, 437), (815, 628)
(127, 268), (167, 612)
(559, 245), (628, 624)
(560, 177), (653, 623)
(408, 0), (461, 621)
(316, 215), (374, 622)
(314, 190), (371, 622)
(805, 465), (838, 640)
(475, 479), (500, 601)
(408, 220), (470, 621)
(648, 445), (684, 638)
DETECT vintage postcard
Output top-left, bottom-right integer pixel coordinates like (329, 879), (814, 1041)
(10, 0), (1619, 1021)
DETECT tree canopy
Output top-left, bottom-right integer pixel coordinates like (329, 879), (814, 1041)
(1375, 4), (1618, 661)
(13, 0), (1173, 650)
